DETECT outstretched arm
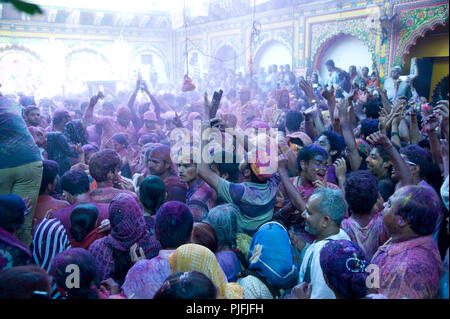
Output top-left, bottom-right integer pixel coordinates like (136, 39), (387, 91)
(278, 155), (306, 212)
(366, 131), (413, 188)
(337, 98), (362, 171)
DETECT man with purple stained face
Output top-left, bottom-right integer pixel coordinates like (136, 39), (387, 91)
(176, 150), (216, 222)
(371, 185), (442, 299)
(281, 145), (340, 205)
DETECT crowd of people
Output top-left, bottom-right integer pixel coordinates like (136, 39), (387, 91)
(0, 57), (448, 300)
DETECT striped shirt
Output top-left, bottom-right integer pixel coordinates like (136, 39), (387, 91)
(31, 218), (71, 299)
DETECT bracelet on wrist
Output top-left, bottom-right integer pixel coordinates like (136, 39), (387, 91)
(391, 131), (399, 137)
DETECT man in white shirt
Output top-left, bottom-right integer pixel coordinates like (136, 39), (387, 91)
(297, 187), (350, 299)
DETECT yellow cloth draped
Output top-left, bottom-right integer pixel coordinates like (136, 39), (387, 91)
(168, 244), (244, 299)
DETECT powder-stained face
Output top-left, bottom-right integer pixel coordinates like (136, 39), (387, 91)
(366, 148), (386, 177)
(112, 139), (124, 153)
(315, 135), (331, 153)
(302, 154), (328, 183)
(381, 188), (411, 235)
(27, 109), (41, 126)
(149, 157), (169, 176)
(177, 162), (197, 184)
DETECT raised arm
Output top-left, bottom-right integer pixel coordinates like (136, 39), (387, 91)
(83, 94), (101, 124)
(367, 131), (413, 188)
(278, 155), (306, 212)
(337, 99), (362, 171)
(141, 81), (163, 122)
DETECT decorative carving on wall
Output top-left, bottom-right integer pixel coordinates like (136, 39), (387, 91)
(391, 1), (448, 66)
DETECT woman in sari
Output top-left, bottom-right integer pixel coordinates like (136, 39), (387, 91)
(88, 193), (161, 284)
(168, 243), (244, 299)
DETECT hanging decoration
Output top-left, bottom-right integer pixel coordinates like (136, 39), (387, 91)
(181, 0), (196, 92)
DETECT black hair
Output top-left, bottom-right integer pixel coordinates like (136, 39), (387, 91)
(285, 110), (304, 132)
(110, 247), (132, 286)
(0, 265), (50, 299)
(344, 170), (379, 215)
(39, 160), (60, 195)
(153, 271), (218, 299)
(297, 144), (328, 172)
(363, 100), (381, 119)
(50, 248), (99, 299)
(111, 133), (129, 148)
(60, 169), (90, 196)
(0, 194), (26, 233)
(325, 59), (335, 68)
(318, 130), (346, 162)
(212, 151), (239, 183)
(374, 145), (391, 163)
(360, 119), (379, 139)
(23, 105), (39, 117)
(70, 204), (99, 242)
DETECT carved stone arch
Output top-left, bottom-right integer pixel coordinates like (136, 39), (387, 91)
(64, 46), (111, 67)
(129, 45), (170, 82)
(0, 44), (44, 62)
(253, 39), (293, 70)
(397, 20), (448, 65)
(312, 32), (377, 71)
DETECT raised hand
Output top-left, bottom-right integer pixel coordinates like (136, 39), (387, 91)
(321, 85), (335, 102)
(333, 157), (347, 180)
(434, 100), (449, 122)
(378, 107), (388, 133)
(421, 114), (440, 133)
(172, 112), (184, 128)
(366, 131), (391, 148)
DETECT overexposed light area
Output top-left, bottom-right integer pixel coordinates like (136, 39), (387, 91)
(28, 0), (207, 15)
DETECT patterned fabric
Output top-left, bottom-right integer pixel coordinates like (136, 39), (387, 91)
(0, 226), (32, 272)
(218, 175), (280, 235)
(319, 239), (369, 299)
(0, 96), (41, 169)
(186, 178), (216, 222)
(88, 193), (161, 281)
(168, 244), (244, 299)
(340, 212), (390, 261)
(355, 138), (371, 158)
(31, 218), (71, 299)
(248, 221), (298, 290)
(371, 235), (442, 299)
(237, 275), (273, 299)
(63, 120), (88, 146)
(121, 249), (174, 299)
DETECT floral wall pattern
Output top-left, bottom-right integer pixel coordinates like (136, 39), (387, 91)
(310, 17), (379, 69)
(391, 1), (449, 66)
